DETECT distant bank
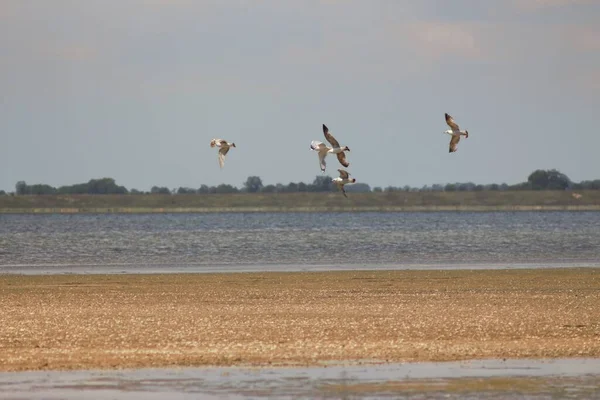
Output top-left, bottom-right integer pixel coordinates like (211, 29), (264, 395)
(1, 191), (599, 214)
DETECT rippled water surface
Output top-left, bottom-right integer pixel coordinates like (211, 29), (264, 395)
(1, 212), (599, 274)
(2, 359), (600, 399)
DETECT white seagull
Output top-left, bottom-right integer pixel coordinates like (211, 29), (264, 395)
(332, 169), (356, 198)
(210, 138), (236, 169)
(310, 124), (350, 172)
(444, 113), (469, 153)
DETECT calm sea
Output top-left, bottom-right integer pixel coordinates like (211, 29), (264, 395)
(1, 211), (599, 274)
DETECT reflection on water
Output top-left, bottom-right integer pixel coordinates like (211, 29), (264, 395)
(1, 359), (599, 399)
(1, 212), (599, 274)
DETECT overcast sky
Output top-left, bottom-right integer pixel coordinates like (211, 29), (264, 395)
(1, 0), (599, 192)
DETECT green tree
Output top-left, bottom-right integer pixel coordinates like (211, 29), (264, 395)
(527, 169), (570, 190)
(261, 184), (276, 193)
(215, 184), (238, 193)
(345, 183), (371, 193)
(579, 180), (600, 190)
(57, 183), (87, 194)
(177, 187), (197, 194)
(244, 176), (263, 193)
(150, 186), (171, 194)
(15, 181), (28, 195)
(87, 178), (128, 194)
(311, 175), (332, 192)
(286, 182), (299, 192)
(29, 184), (56, 195)
(197, 185), (210, 194)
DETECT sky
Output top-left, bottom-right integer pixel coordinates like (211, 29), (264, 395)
(1, 0), (599, 192)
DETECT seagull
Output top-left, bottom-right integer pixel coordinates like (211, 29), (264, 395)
(444, 113), (469, 153)
(332, 169), (356, 198)
(310, 124), (350, 172)
(210, 139), (236, 169)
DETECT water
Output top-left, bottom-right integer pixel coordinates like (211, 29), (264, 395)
(1, 211), (599, 274)
(1, 359), (600, 399)
(2, 212), (599, 398)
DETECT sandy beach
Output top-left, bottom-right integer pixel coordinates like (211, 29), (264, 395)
(1, 268), (599, 372)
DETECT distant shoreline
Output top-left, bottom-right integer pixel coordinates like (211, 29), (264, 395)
(0, 191), (598, 214)
(1, 205), (600, 214)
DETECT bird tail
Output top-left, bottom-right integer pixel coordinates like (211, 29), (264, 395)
(231, 143), (236, 148)
(465, 131), (469, 138)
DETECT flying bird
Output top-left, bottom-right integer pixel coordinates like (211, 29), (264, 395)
(210, 139), (236, 169)
(310, 124), (350, 172)
(444, 113), (469, 153)
(332, 169), (356, 198)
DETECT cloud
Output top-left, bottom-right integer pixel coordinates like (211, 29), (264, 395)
(389, 21), (482, 61)
(569, 26), (600, 51)
(511, 0), (595, 11)
(47, 45), (97, 62)
(0, 3), (14, 19)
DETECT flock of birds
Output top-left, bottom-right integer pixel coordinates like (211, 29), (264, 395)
(210, 113), (469, 198)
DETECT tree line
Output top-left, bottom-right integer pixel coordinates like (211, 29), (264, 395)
(8, 169), (600, 196)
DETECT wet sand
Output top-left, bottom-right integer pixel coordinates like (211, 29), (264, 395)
(1, 269), (599, 372)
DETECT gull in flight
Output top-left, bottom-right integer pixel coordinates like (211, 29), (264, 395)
(444, 113), (469, 153)
(332, 169), (356, 198)
(210, 139), (236, 169)
(310, 124), (350, 172)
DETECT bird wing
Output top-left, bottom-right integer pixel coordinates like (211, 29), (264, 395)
(323, 124), (340, 148)
(311, 140), (327, 151)
(219, 145), (230, 156)
(218, 146), (230, 168)
(445, 113), (460, 131)
(211, 138), (227, 148)
(336, 152), (349, 168)
(449, 135), (460, 153)
(338, 169), (349, 179)
(336, 181), (348, 198)
(318, 151), (327, 172)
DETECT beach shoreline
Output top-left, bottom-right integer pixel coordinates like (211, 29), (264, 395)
(1, 191), (599, 214)
(1, 205), (600, 214)
(1, 269), (599, 372)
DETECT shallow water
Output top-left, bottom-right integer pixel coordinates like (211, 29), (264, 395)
(1, 212), (600, 274)
(1, 359), (599, 399)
